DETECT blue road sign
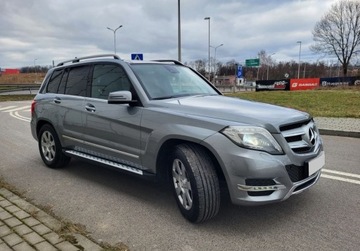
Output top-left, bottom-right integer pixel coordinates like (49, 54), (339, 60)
(237, 65), (243, 78)
(131, 54), (143, 60)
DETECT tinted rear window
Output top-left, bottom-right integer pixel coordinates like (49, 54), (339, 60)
(65, 66), (90, 96)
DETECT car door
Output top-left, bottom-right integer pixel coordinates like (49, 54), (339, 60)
(82, 63), (143, 169)
(43, 66), (90, 149)
(61, 65), (90, 145)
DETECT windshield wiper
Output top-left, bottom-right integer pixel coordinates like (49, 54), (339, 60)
(152, 94), (193, 100)
(151, 93), (220, 100)
(152, 95), (177, 100)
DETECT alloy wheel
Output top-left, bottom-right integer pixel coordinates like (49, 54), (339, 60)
(172, 159), (193, 210)
(40, 131), (56, 162)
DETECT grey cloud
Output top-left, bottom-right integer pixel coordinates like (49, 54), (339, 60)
(0, 0), (337, 67)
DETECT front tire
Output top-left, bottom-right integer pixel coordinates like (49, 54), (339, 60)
(38, 124), (70, 168)
(170, 144), (220, 223)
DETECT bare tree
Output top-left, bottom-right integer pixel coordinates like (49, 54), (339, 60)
(311, 0), (360, 76)
(257, 50), (276, 80)
(192, 59), (207, 76)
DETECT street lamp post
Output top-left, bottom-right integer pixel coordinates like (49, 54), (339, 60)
(211, 43), (223, 76)
(297, 41), (302, 79)
(204, 17), (210, 80)
(178, 0), (181, 62)
(107, 25), (123, 54)
(34, 58), (38, 83)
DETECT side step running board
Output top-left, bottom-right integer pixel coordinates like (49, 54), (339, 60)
(65, 150), (143, 175)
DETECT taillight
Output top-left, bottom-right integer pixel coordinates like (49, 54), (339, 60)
(31, 100), (36, 115)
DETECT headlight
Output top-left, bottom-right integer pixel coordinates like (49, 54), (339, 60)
(221, 126), (283, 154)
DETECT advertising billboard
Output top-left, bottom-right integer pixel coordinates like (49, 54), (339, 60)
(256, 80), (290, 91)
(320, 77), (357, 87)
(290, 78), (320, 91)
(1, 69), (20, 75)
(255, 77), (360, 92)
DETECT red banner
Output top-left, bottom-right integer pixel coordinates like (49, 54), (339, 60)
(2, 69), (20, 75)
(290, 78), (320, 91)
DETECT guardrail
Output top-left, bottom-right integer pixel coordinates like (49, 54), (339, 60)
(216, 85), (255, 93)
(0, 84), (40, 94)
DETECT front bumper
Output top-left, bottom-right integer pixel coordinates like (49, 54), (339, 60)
(203, 133), (325, 206)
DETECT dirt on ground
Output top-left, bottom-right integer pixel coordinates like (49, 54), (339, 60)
(0, 73), (46, 85)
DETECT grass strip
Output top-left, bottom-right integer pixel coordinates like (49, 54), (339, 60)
(227, 89), (360, 118)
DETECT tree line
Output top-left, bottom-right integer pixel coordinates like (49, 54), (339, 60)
(188, 0), (360, 81)
(18, 58), (359, 81)
(20, 66), (51, 74)
(184, 56), (360, 81)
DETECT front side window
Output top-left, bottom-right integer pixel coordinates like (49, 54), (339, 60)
(91, 64), (131, 99)
(65, 66), (90, 96)
(131, 64), (219, 100)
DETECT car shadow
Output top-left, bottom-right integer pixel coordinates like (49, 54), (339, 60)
(56, 158), (322, 232)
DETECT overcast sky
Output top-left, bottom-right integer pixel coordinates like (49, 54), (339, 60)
(0, 0), (339, 68)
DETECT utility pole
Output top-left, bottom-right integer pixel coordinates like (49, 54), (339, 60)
(204, 17), (211, 80)
(178, 0), (181, 62)
(297, 41), (302, 79)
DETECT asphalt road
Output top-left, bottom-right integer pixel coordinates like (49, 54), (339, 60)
(1, 100), (359, 251)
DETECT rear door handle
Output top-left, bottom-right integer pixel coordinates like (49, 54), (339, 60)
(85, 103), (96, 112)
(53, 97), (61, 104)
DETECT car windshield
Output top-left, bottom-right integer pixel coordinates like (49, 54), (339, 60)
(131, 63), (219, 100)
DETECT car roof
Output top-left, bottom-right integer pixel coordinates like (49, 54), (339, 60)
(56, 54), (184, 68)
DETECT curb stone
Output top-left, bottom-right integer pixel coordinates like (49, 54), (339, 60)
(0, 188), (102, 251)
(314, 117), (360, 138)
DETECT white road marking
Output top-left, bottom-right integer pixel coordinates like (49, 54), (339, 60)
(2, 106), (30, 113)
(0, 106), (17, 111)
(322, 169), (360, 179)
(2, 105), (31, 122)
(321, 174), (360, 185)
(10, 111), (31, 122)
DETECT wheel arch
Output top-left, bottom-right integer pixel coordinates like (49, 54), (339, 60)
(156, 139), (226, 184)
(36, 119), (56, 138)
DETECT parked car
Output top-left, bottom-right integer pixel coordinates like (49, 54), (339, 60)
(31, 54), (325, 223)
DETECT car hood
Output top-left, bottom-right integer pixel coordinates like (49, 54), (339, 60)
(155, 95), (310, 133)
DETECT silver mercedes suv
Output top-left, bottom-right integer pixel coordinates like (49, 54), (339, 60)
(31, 54), (325, 223)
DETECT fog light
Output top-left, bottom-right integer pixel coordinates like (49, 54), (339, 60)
(237, 184), (286, 191)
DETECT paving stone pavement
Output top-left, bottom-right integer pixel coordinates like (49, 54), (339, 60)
(0, 188), (102, 251)
(314, 117), (360, 138)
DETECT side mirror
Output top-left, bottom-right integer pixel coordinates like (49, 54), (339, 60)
(108, 91), (137, 104)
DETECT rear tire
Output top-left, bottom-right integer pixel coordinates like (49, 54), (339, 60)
(38, 124), (70, 168)
(170, 144), (220, 223)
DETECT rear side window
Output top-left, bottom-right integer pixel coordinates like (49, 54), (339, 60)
(91, 64), (131, 99)
(65, 66), (91, 96)
(58, 69), (69, 94)
(46, 69), (63, 93)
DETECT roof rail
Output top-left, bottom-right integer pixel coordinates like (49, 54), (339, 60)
(57, 54), (121, 66)
(152, 60), (184, 66)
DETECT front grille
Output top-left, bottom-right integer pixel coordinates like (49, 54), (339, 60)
(285, 164), (308, 182)
(245, 179), (276, 196)
(280, 119), (318, 154)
